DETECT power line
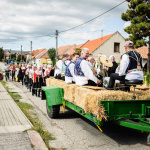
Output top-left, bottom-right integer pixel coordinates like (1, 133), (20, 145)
(58, 35), (69, 45)
(59, 1), (126, 33)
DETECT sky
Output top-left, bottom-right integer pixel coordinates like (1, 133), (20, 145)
(0, 0), (130, 52)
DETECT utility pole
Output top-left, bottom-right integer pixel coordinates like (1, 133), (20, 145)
(56, 30), (58, 62)
(10, 49), (11, 59)
(101, 29), (104, 40)
(30, 41), (32, 63)
(21, 45), (22, 62)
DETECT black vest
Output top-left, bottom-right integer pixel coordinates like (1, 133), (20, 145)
(125, 50), (142, 73)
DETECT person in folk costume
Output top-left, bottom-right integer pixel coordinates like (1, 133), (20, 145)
(65, 52), (80, 83)
(43, 64), (47, 72)
(43, 65), (51, 86)
(74, 48), (102, 86)
(18, 64), (23, 83)
(40, 64), (45, 86)
(54, 54), (65, 79)
(28, 65), (33, 92)
(25, 65), (30, 88)
(107, 41), (143, 91)
(35, 65), (44, 97)
(62, 54), (71, 80)
(21, 64), (26, 85)
(32, 65), (37, 96)
(12, 65), (16, 81)
(9, 64), (13, 79)
(15, 64), (19, 82)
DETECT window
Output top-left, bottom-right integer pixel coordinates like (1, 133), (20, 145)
(114, 43), (120, 53)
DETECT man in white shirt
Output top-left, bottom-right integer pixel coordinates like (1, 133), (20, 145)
(54, 54), (67, 79)
(107, 40), (143, 90)
(74, 48), (101, 86)
(65, 52), (80, 83)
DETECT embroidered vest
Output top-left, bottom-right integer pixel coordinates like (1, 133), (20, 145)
(125, 50), (142, 74)
(62, 60), (68, 73)
(65, 61), (74, 77)
(74, 57), (85, 76)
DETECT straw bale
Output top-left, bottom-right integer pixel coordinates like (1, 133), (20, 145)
(46, 78), (150, 120)
(64, 84), (77, 103)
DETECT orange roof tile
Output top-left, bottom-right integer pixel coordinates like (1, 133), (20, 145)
(64, 44), (83, 55)
(57, 45), (73, 56)
(80, 33), (114, 54)
(136, 46), (148, 59)
(32, 49), (46, 58)
(36, 49), (49, 59)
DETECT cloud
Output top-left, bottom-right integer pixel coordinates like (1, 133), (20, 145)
(0, 0), (128, 49)
(123, 21), (131, 29)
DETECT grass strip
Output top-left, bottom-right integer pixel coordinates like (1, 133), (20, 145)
(1, 80), (55, 150)
(1, 80), (22, 100)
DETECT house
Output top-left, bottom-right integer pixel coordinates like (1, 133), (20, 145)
(30, 49), (46, 64)
(80, 31), (125, 62)
(28, 48), (51, 65)
(35, 49), (52, 65)
(136, 46), (148, 67)
(57, 31), (125, 62)
(57, 45), (74, 57)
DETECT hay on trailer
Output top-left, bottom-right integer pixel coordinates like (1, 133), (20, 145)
(46, 78), (150, 120)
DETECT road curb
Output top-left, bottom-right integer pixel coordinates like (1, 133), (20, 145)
(27, 130), (48, 150)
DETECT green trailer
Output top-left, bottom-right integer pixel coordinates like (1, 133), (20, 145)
(42, 85), (150, 142)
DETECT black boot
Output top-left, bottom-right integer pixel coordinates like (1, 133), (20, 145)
(38, 90), (40, 97)
(35, 90), (37, 96)
(32, 89), (34, 96)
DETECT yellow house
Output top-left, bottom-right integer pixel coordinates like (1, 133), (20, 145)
(35, 49), (52, 65)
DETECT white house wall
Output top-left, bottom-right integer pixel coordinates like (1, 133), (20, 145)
(36, 59), (41, 66)
(92, 32), (125, 63)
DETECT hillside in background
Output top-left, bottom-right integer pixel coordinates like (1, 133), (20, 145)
(4, 49), (29, 53)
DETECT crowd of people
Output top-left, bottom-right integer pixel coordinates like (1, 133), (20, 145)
(4, 40), (143, 95)
(4, 63), (54, 97)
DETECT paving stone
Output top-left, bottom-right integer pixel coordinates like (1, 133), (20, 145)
(0, 92), (12, 100)
(0, 83), (32, 133)
(0, 132), (33, 150)
(0, 83), (7, 92)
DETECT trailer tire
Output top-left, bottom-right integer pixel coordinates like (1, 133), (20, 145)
(46, 101), (60, 118)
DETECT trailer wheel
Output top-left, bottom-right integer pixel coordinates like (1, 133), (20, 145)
(46, 101), (60, 118)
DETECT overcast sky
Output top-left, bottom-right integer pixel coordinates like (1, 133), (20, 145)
(0, 0), (129, 51)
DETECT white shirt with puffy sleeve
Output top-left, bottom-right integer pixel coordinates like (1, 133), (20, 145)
(75, 60), (97, 85)
(119, 54), (143, 80)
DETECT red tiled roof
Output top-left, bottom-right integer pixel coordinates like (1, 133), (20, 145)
(80, 33), (114, 54)
(64, 44), (83, 55)
(136, 46), (148, 59)
(57, 45), (73, 56)
(32, 49), (46, 58)
(36, 49), (49, 59)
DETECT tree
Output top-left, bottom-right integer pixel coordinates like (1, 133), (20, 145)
(48, 48), (56, 66)
(0, 48), (4, 61)
(9, 54), (16, 60)
(121, 0), (150, 73)
(17, 55), (25, 62)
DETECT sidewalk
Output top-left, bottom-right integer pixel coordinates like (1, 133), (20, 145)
(0, 81), (34, 150)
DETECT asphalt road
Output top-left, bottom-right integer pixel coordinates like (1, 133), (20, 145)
(1, 62), (150, 150)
